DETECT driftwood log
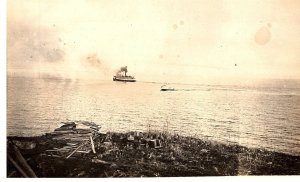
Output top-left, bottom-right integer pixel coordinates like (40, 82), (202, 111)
(8, 143), (37, 177)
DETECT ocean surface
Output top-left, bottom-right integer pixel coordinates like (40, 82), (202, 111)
(7, 76), (300, 156)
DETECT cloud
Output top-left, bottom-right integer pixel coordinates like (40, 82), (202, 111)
(7, 19), (65, 67)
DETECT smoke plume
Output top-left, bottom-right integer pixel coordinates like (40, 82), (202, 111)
(117, 66), (128, 76)
(80, 53), (112, 77)
(83, 54), (102, 68)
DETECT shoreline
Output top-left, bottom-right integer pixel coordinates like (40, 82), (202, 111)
(7, 123), (300, 177)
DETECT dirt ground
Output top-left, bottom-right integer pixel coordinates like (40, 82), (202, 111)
(7, 130), (300, 177)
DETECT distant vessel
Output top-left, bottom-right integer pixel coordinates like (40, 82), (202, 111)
(113, 66), (136, 82)
(160, 84), (175, 91)
(113, 75), (136, 82)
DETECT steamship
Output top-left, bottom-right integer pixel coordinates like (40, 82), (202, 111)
(113, 66), (136, 82)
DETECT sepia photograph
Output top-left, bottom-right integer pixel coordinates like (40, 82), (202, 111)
(5, 0), (300, 178)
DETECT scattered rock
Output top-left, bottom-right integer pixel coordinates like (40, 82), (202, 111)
(14, 141), (36, 150)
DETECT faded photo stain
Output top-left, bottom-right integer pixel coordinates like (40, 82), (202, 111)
(255, 25), (271, 45)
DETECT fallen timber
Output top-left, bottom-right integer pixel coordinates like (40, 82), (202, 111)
(7, 121), (300, 177)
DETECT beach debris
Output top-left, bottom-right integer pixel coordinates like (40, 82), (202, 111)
(55, 122), (76, 131)
(8, 121), (300, 177)
(8, 154), (29, 177)
(154, 139), (162, 149)
(8, 142), (37, 177)
(14, 141), (36, 150)
(91, 159), (110, 165)
(127, 135), (135, 141)
(66, 137), (95, 159)
(43, 121), (102, 158)
(103, 142), (113, 149)
(90, 136), (96, 154)
(8, 170), (17, 177)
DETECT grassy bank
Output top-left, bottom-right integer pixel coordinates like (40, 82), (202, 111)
(7, 128), (300, 177)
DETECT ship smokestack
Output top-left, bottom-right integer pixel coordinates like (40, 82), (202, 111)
(120, 66), (127, 76)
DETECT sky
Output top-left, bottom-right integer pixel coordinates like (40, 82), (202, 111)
(6, 0), (300, 84)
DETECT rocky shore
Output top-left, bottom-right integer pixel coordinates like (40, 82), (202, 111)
(7, 122), (300, 177)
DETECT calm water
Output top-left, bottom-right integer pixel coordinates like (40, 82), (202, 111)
(7, 76), (300, 155)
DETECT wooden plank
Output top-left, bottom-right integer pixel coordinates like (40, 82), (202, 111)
(8, 170), (17, 177)
(66, 143), (78, 146)
(90, 136), (96, 154)
(66, 141), (87, 159)
(66, 134), (100, 158)
(76, 150), (91, 154)
(12, 145), (37, 177)
(51, 130), (76, 134)
(8, 154), (29, 177)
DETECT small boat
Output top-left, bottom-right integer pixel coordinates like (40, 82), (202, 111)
(160, 84), (175, 91)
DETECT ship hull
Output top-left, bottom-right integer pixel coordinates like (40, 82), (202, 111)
(160, 88), (175, 91)
(160, 84), (175, 91)
(113, 77), (136, 82)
